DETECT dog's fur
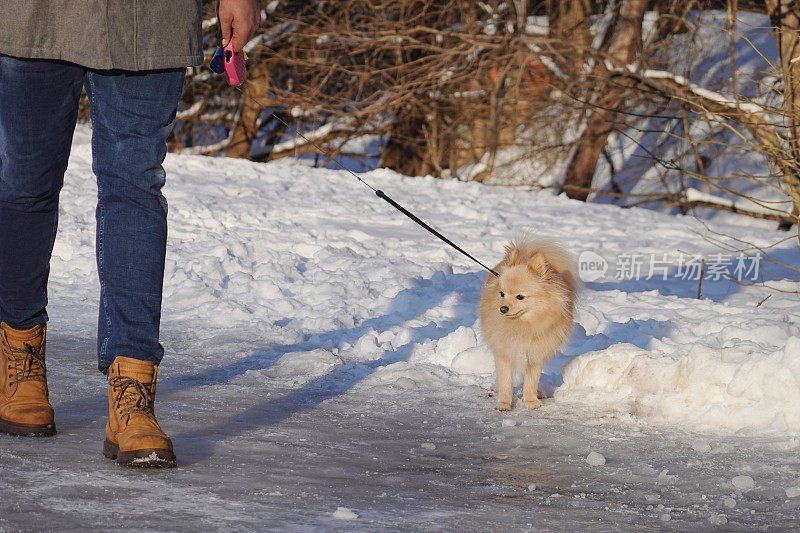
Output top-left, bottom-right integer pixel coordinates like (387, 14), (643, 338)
(479, 237), (577, 410)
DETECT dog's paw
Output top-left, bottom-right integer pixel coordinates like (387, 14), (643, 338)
(524, 398), (542, 410)
(537, 389), (546, 400)
(495, 401), (512, 411)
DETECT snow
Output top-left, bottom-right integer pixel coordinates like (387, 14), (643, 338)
(685, 187), (792, 217)
(557, 337), (800, 433)
(130, 452), (172, 466)
(270, 117), (355, 154)
(332, 507), (359, 520)
(2, 126), (800, 529)
(586, 452), (606, 467)
(732, 475), (755, 492)
(658, 469), (675, 482)
(634, 66), (767, 115)
(709, 513), (729, 526)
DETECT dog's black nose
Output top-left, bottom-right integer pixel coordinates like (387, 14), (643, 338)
(499, 306), (509, 314)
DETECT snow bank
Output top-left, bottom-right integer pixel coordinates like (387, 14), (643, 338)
(557, 338), (800, 433)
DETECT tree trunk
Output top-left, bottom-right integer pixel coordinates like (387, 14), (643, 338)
(382, 115), (430, 177)
(561, 0), (650, 201)
(226, 61), (270, 160)
(473, 60), (512, 182)
(547, 0), (592, 76)
(765, 0), (800, 225)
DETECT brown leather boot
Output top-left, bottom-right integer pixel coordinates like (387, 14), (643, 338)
(0, 322), (56, 437)
(103, 356), (176, 467)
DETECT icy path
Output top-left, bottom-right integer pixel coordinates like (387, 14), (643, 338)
(4, 338), (800, 531)
(2, 129), (800, 530)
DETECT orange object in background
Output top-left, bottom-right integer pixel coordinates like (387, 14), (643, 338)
(489, 60), (548, 88)
(522, 61), (548, 88)
(488, 60), (549, 113)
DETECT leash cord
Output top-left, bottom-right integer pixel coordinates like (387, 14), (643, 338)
(232, 85), (499, 277)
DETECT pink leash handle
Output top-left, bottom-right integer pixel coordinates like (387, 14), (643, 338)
(223, 40), (246, 86)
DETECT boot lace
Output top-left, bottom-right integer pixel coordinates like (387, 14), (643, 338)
(109, 376), (155, 418)
(2, 331), (47, 389)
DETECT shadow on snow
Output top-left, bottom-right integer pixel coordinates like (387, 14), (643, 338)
(167, 270), (484, 464)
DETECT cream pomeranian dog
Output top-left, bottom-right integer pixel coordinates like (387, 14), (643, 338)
(479, 237), (577, 411)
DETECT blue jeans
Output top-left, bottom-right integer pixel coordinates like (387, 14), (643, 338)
(0, 55), (185, 373)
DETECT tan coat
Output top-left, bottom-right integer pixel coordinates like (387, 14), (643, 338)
(0, 1), (203, 71)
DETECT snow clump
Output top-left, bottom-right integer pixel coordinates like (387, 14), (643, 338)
(586, 452), (606, 467)
(332, 507), (359, 520)
(732, 475), (755, 492)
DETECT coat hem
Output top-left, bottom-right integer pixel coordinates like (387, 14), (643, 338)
(0, 44), (202, 71)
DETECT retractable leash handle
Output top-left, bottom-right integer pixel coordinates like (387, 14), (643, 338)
(223, 39), (246, 86)
(209, 39), (247, 85)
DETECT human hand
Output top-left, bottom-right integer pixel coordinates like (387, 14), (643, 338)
(219, 0), (261, 52)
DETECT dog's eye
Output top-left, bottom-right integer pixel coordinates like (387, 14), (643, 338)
(499, 291), (504, 298)
(516, 294), (525, 300)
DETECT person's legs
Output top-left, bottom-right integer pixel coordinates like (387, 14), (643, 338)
(0, 56), (84, 328)
(86, 67), (184, 467)
(84, 68), (185, 374)
(0, 55), (84, 437)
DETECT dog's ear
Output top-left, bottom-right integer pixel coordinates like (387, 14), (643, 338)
(504, 244), (523, 266)
(528, 252), (551, 279)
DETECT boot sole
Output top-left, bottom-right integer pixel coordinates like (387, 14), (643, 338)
(0, 417), (56, 437)
(103, 439), (177, 468)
